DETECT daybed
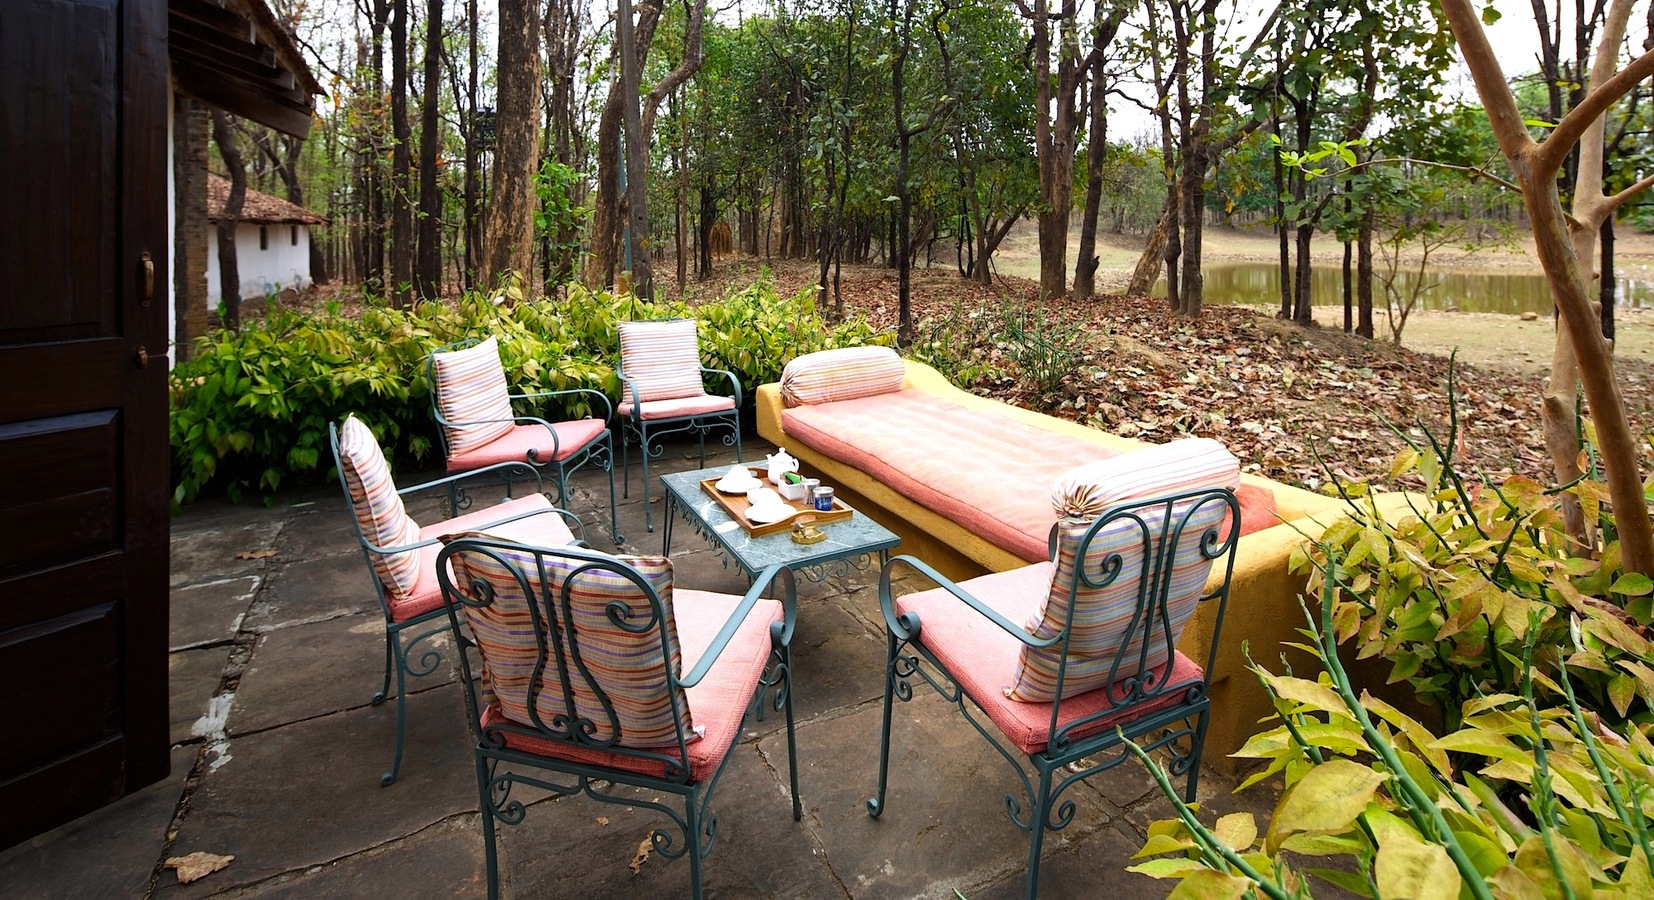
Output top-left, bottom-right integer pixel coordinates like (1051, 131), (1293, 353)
(756, 349), (1351, 762)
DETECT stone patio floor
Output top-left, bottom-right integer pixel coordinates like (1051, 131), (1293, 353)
(0, 435), (1281, 899)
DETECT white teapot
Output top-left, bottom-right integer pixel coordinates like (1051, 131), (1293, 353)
(765, 448), (800, 485)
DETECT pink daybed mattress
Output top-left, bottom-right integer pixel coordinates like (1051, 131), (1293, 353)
(782, 389), (1279, 563)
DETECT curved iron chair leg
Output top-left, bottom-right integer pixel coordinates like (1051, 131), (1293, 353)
(372, 626), (393, 706)
(604, 433), (624, 546)
(478, 757), (503, 900)
(640, 420), (655, 533)
(383, 625), (409, 786)
(731, 414), (744, 463)
(1184, 710), (1210, 802)
(782, 645), (801, 820)
(1024, 766), (1054, 900)
(686, 789), (705, 900)
(621, 420), (633, 500)
(867, 632), (900, 818)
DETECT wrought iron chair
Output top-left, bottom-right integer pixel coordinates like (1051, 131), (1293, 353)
(428, 336), (622, 544)
(330, 416), (587, 786)
(868, 441), (1242, 899)
(615, 319), (742, 533)
(435, 537), (800, 900)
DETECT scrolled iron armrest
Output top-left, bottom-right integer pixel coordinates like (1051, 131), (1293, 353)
(678, 564), (797, 689)
(700, 366), (744, 408)
(878, 555), (1061, 650)
(393, 460), (547, 497)
(511, 386), (614, 422)
(361, 506), (585, 556)
(616, 372), (645, 422)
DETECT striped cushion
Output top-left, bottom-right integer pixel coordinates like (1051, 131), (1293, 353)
(336, 415), (423, 602)
(618, 320), (706, 404)
(1009, 438), (1239, 702)
(780, 346), (905, 407)
(432, 337), (516, 455)
(445, 540), (695, 749)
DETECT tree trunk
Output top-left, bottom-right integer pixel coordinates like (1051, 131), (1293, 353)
(1442, 0), (1654, 573)
(1129, 193), (1175, 297)
(1031, 0), (1083, 301)
(415, 0), (444, 301)
(462, 0), (479, 292)
(390, 0), (413, 307)
(1357, 206), (1375, 338)
(485, 0), (541, 290)
(1073, 50), (1106, 300)
(616, 0), (653, 298)
(210, 109), (246, 331)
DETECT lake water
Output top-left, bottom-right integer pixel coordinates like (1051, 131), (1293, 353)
(1159, 262), (1654, 316)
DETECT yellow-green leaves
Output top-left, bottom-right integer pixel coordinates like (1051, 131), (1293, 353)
(1266, 759), (1387, 853)
(1374, 828), (1460, 900)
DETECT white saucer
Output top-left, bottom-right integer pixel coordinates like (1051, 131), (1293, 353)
(716, 476), (762, 494)
(746, 504), (797, 524)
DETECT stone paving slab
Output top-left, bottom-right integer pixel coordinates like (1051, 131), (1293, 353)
(159, 686), (479, 898)
(208, 815), (488, 899)
(499, 742), (835, 898)
(171, 646), (229, 744)
(170, 575), (259, 650)
(170, 517), (286, 589)
(242, 552), (379, 633)
(229, 612), (453, 736)
(0, 746), (193, 899)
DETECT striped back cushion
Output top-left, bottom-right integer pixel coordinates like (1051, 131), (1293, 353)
(618, 320), (706, 404)
(336, 415), (423, 601)
(444, 539), (693, 749)
(1008, 439), (1239, 703)
(431, 337), (516, 455)
(780, 346), (905, 407)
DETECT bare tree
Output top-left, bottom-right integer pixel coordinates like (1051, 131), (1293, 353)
(1442, 0), (1654, 573)
(210, 109), (247, 331)
(415, 0), (444, 301)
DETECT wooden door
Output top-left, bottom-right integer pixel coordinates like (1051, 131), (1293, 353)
(0, 0), (172, 848)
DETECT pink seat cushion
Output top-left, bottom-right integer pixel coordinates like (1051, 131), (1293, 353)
(896, 564), (1205, 755)
(389, 494), (575, 622)
(479, 589), (783, 781)
(444, 419), (608, 472)
(783, 389), (1278, 563)
(617, 393), (736, 421)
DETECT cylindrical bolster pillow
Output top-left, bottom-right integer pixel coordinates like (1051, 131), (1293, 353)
(779, 345), (905, 407)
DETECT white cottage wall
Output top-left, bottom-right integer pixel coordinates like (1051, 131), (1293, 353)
(206, 222), (313, 303)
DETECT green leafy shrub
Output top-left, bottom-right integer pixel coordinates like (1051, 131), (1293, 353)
(909, 301), (1004, 388)
(1295, 435), (1652, 732)
(1128, 569), (1654, 900)
(169, 281), (886, 505)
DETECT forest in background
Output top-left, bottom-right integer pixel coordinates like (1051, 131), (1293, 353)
(207, 1), (1649, 347)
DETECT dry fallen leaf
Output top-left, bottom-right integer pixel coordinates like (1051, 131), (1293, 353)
(628, 837), (652, 875)
(596, 816), (609, 826)
(235, 550), (277, 560)
(165, 851), (234, 884)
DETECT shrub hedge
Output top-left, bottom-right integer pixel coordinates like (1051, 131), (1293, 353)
(169, 281), (889, 505)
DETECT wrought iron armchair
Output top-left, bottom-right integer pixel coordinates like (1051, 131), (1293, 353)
(427, 336), (622, 544)
(868, 485), (1241, 899)
(329, 416), (587, 786)
(615, 319), (743, 533)
(435, 537), (800, 900)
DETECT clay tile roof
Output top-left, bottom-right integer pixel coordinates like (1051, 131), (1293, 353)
(207, 174), (329, 225)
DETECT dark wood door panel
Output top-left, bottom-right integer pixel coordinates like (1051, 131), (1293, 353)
(0, 737), (125, 850)
(0, 411), (119, 576)
(0, 340), (124, 422)
(0, 0), (120, 338)
(0, 603), (121, 774)
(0, 553), (121, 635)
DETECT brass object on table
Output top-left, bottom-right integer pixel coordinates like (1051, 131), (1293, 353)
(790, 516), (827, 544)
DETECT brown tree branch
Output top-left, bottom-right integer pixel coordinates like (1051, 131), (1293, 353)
(1604, 172), (1654, 214)
(1540, 45), (1654, 172)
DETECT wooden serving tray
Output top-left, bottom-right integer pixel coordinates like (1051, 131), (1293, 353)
(699, 468), (855, 537)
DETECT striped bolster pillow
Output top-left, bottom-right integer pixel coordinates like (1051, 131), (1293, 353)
(337, 415), (424, 601)
(618, 319), (707, 404)
(1008, 439), (1239, 703)
(779, 346), (905, 407)
(431, 337), (516, 455)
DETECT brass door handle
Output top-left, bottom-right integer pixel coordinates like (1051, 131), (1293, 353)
(135, 346), (149, 368)
(140, 251), (154, 307)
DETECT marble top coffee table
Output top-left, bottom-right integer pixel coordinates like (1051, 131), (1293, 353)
(659, 465), (900, 582)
